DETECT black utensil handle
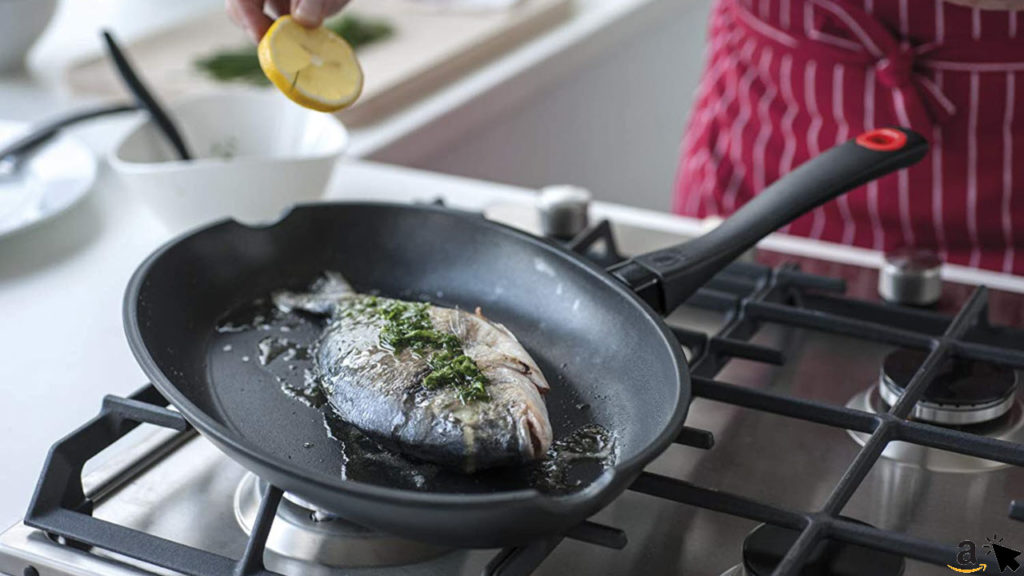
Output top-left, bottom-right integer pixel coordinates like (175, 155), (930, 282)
(0, 103), (137, 163)
(610, 127), (929, 314)
(101, 30), (193, 161)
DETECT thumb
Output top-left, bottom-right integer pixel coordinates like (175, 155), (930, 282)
(291, 0), (350, 27)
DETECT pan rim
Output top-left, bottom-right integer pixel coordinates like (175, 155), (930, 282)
(123, 201), (690, 509)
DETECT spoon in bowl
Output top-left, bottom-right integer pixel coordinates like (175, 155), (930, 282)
(101, 30), (193, 161)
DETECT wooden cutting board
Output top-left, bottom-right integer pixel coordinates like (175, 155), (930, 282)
(66, 0), (572, 126)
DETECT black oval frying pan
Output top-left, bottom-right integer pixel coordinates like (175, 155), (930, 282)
(125, 128), (927, 548)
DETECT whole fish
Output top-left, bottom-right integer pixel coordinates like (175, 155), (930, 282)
(274, 273), (553, 472)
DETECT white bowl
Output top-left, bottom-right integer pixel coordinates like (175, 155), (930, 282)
(110, 91), (348, 231)
(0, 0), (57, 72)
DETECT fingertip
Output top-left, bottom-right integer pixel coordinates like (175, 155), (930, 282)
(286, 0), (348, 28)
(290, 0), (323, 27)
(229, 0), (274, 42)
(267, 0), (291, 19)
(250, 20), (272, 42)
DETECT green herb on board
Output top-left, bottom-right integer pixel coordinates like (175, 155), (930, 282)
(195, 14), (393, 85)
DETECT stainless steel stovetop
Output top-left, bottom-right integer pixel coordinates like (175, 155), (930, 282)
(3, 207), (1024, 576)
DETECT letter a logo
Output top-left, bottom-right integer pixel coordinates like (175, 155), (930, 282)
(958, 540), (978, 566)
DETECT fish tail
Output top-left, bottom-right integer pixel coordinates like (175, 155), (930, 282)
(272, 271), (355, 315)
(319, 271), (355, 295)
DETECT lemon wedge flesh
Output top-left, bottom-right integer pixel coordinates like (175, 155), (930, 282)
(258, 15), (364, 112)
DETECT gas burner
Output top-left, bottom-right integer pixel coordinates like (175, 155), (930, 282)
(878, 348), (1019, 426)
(847, 348), (1024, 471)
(233, 473), (449, 569)
(719, 519), (905, 576)
(846, 386), (1024, 472)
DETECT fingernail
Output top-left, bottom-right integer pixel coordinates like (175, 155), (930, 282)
(292, 0), (316, 25)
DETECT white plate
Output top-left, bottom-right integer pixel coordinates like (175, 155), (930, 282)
(0, 120), (97, 240)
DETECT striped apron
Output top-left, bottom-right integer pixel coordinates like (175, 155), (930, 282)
(675, 0), (1024, 274)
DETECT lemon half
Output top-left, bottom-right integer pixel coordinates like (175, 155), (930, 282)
(258, 15), (364, 112)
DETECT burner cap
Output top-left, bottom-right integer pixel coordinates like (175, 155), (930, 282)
(234, 474), (448, 568)
(879, 348), (1018, 426)
(743, 520), (904, 576)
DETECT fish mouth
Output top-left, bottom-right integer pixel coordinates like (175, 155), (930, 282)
(528, 415), (549, 457)
(518, 406), (553, 460)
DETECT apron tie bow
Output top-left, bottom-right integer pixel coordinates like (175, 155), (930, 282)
(731, 0), (967, 130)
(876, 46), (916, 90)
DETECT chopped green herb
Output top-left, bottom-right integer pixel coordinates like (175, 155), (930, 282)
(378, 301), (459, 352)
(195, 14), (393, 85)
(342, 297), (490, 403)
(423, 350), (489, 401)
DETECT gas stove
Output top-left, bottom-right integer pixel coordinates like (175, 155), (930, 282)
(3, 195), (1024, 576)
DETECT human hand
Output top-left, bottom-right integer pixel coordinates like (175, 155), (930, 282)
(226, 0), (351, 42)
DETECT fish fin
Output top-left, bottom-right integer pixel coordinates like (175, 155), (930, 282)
(446, 308), (468, 339)
(490, 318), (518, 341)
(272, 271), (355, 315)
(468, 309), (522, 343)
(494, 354), (550, 394)
(489, 322), (550, 393)
(317, 271), (355, 294)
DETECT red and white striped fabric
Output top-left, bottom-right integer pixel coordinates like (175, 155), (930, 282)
(675, 0), (1024, 274)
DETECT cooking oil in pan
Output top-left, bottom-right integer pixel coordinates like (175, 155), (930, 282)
(531, 424), (617, 495)
(323, 413), (436, 488)
(320, 408), (616, 496)
(256, 335), (310, 366)
(278, 368), (326, 408)
(215, 298), (275, 333)
(216, 298), (322, 404)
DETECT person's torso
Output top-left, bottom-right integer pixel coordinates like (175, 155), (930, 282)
(676, 0), (1024, 274)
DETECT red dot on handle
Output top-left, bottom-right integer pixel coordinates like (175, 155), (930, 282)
(855, 128), (908, 151)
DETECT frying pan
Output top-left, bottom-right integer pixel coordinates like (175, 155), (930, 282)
(125, 128), (927, 548)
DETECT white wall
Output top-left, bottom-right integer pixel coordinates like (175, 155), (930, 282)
(378, 0), (713, 212)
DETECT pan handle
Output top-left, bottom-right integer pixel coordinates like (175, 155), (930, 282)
(608, 127), (929, 315)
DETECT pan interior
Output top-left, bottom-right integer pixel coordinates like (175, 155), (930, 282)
(131, 204), (687, 497)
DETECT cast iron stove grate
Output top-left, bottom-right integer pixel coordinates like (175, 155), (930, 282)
(22, 219), (1024, 576)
